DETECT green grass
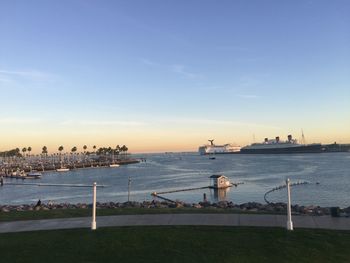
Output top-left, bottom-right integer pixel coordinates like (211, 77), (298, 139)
(0, 226), (349, 262)
(0, 207), (276, 222)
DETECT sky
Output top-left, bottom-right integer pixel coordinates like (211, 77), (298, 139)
(0, 0), (349, 153)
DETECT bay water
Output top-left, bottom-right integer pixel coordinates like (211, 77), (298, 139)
(1, 152), (349, 208)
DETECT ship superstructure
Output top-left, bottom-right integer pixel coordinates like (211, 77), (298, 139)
(198, 140), (241, 155)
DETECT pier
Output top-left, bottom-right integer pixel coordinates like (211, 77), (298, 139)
(151, 179), (242, 203)
(264, 181), (311, 204)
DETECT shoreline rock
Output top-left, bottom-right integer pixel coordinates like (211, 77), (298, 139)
(1, 201), (348, 217)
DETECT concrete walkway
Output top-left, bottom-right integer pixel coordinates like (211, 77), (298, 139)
(0, 214), (349, 233)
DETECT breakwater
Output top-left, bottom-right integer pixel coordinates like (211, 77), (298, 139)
(1, 200), (349, 217)
(0, 159), (140, 174)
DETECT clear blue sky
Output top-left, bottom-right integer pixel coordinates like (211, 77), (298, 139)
(0, 0), (349, 153)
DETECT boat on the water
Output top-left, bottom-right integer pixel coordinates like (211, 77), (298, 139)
(109, 164), (120, 168)
(199, 140), (241, 155)
(56, 167), (70, 172)
(56, 160), (70, 172)
(4, 169), (42, 179)
(26, 172), (42, 179)
(240, 135), (323, 154)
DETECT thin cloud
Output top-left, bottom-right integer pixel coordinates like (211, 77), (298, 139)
(0, 69), (56, 83)
(81, 120), (146, 126)
(60, 120), (146, 126)
(139, 58), (160, 67)
(170, 64), (203, 79)
(0, 118), (42, 124)
(0, 68), (60, 92)
(139, 59), (203, 80)
(0, 76), (12, 84)
(237, 94), (259, 99)
(167, 118), (281, 130)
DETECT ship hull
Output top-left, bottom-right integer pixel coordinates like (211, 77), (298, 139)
(200, 151), (241, 155)
(323, 144), (350, 152)
(240, 144), (323, 154)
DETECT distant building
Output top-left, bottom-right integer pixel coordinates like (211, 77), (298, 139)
(209, 175), (231, 189)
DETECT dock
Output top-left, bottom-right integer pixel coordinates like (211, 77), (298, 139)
(151, 182), (242, 203)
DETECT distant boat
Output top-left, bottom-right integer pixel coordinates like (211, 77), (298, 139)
(199, 139), (241, 155)
(56, 167), (70, 172)
(26, 172), (42, 179)
(110, 151), (120, 167)
(6, 170), (41, 179)
(57, 160), (70, 172)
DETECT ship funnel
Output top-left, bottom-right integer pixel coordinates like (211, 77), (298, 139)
(287, 135), (292, 141)
(264, 138), (268, 143)
(276, 136), (280, 143)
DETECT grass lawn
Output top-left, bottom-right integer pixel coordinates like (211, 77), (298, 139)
(0, 226), (349, 263)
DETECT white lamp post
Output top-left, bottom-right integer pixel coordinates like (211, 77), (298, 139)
(128, 176), (131, 202)
(286, 178), (293, 231)
(91, 182), (97, 230)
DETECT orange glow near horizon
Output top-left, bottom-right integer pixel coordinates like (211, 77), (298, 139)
(1, 126), (350, 154)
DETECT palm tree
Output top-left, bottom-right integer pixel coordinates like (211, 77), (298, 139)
(116, 145), (121, 160)
(58, 146), (64, 164)
(71, 146), (77, 168)
(58, 146), (64, 153)
(121, 145), (128, 159)
(124, 146), (129, 158)
(93, 145), (96, 153)
(83, 145), (87, 166)
(27, 147), (32, 157)
(71, 146), (77, 153)
(40, 146), (47, 167)
(42, 146), (48, 155)
(22, 147), (27, 158)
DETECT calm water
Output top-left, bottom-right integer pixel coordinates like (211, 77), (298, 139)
(1, 153), (349, 207)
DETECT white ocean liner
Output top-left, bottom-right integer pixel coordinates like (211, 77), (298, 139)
(199, 140), (241, 155)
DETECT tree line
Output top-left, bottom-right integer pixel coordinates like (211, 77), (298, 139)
(0, 145), (129, 157)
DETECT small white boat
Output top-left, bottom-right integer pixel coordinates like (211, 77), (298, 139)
(109, 164), (120, 168)
(26, 172), (42, 179)
(56, 168), (70, 172)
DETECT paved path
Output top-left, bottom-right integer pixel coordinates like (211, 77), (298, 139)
(0, 214), (349, 233)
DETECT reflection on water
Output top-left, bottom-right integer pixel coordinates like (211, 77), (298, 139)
(211, 187), (230, 202)
(0, 152), (349, 207)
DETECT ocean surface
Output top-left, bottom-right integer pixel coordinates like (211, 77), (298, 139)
(1, 152), (349, 207)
